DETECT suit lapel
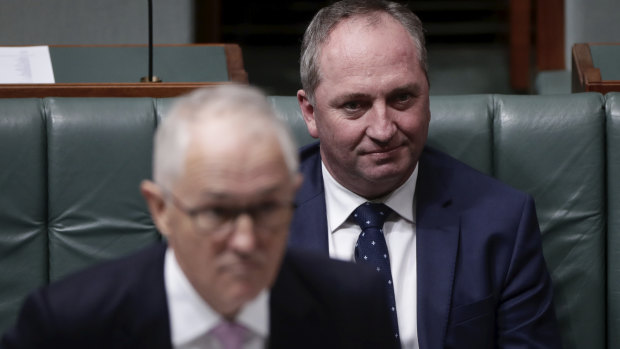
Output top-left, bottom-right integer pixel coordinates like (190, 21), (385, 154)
(416, 149), (460, 349)
(118, 243), (172, 348)
(289, 143), (329, 255)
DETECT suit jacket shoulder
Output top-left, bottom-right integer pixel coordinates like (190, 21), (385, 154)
(1, 244), (171, 349)
(418, 146), (530, 206)
(415, 147), (561, 348)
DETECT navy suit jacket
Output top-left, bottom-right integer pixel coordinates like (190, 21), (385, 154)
(2, 243), (397, 349)
(289, 142), (562, 349)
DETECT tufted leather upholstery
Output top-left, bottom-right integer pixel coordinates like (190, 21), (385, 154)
(0, 93), (618, 348)
(607, 93), (620, 349)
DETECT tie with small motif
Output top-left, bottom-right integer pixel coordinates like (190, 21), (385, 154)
(210, 321), (248, 349)
(352, 202), (401, 346)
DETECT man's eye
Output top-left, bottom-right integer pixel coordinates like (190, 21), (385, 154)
(342, 101), (362, 111)
(202, 207), (231, 220)
(395, 93), (412, 102)
(259, 202), (278, 211)
(391, 93), (414, 109)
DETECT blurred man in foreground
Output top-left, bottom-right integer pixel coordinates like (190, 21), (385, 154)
(2, 85), (396, 349)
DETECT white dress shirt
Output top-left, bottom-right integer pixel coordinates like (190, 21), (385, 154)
(322, 163), (419, 349)
(164, 248), (268, 349)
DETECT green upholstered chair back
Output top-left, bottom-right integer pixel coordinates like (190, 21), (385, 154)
(607, 92), (620, 349)
(1, 93), (618, 349)
(0, 99), (47, 336)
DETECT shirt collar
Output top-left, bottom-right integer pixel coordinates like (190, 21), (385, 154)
(164, 248), (269, 347)
(322, 162), (418, 233)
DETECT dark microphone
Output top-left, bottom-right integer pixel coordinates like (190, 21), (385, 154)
(141, 0), (161, 82)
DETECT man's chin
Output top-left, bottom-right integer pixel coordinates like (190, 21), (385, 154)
(365, 163), (412, 182)
(225, 281), (264, 305)
(216, 285), (262, 319)
(354, 165), (413, 195)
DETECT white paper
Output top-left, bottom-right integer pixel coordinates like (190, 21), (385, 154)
(0, 46), (55, 83)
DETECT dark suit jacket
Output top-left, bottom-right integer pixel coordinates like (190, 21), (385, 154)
(1, 243), (397, 349)
(289, 142), (562, 349)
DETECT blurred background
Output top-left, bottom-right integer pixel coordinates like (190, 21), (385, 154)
(1, 0), (618, 95)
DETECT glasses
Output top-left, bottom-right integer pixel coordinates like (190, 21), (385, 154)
(163, 190), (294, 237)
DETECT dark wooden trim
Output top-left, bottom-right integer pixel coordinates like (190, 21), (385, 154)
(509, 0), (532, 91)
(536, 0), (565, 70)
(194, 0), (221, 43)
(582, 81), (620, 94)
(224, 44), (248, 83)
(571, 43), (600, 92)
(0, 82), (237, 98)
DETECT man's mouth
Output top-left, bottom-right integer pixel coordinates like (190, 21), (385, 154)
(364, 145), (401, 156)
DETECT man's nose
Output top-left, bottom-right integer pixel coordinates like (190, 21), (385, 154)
(366, 102), (397, 143)
(228, 213), (257, 253)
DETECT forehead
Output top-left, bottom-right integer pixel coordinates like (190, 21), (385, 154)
(175, 117), (290, 199)
(321, 14), (420, 73)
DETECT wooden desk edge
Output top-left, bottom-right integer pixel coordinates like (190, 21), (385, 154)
(0, 82), (239, 98)
(0, 44), (249, 95)
(572, 43), (601, 92)
(582, 80), (620, 94)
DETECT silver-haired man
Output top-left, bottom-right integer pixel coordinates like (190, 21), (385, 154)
(2, 85), (396, 349)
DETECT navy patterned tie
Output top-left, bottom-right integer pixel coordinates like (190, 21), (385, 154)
(352, 202), (401, 345)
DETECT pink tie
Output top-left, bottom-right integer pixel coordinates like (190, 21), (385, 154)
(210, 321), (248, 349)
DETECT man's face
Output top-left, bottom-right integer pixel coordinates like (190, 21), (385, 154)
(145, 118), (299, 318)
(298, 14), (430, 198)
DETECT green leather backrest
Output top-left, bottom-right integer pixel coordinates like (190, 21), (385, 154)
(427, 95), (494, 175)
(46, 98), (161, 281)
(0, 99), (47, 334)
(607, 92), (620, 349)
(0, 94), (613, 349)
(493, 94), (606, 349)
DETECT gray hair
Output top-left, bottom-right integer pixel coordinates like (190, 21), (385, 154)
(153, 84), (299, 190)
(300, 0), (428, 103)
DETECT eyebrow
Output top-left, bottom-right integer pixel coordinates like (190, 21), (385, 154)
(198, 185), (284, 202)
(330, 83), (424, 107)
(389, 83), (422, 96)
(330, 93), (370, 107)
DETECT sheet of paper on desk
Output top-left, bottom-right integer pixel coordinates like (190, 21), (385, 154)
(0, 46), (55, 83)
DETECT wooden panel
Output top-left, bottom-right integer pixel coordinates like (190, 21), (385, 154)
(225, 44), (248, 83)
(536, 0), (565, 70)
(195, 0), (221, 43)
(509, 0), (532, 91)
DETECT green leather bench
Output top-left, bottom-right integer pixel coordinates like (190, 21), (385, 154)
(1, 93), (618, 348)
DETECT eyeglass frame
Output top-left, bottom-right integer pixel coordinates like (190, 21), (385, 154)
(160, 187), (296, 238)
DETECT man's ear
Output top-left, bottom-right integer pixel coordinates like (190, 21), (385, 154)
(297, 89), (319, 139)
(140, 180), (171, 238)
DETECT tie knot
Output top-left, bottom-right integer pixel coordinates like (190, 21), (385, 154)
(351, 202), (392, 229)
(210, 321), (248, 349)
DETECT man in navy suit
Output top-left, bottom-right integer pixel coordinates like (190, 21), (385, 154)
(1, 85), (396, 349)
(292, 0), (562, 348)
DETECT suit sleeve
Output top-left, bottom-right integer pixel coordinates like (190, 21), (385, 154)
(497, 195), (562, 348)
(1, 290), (59, 348)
